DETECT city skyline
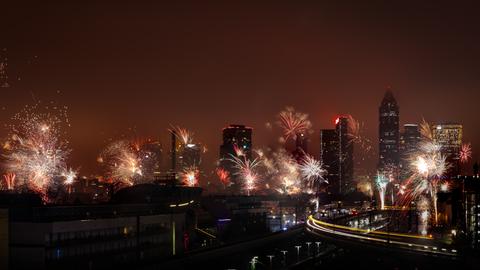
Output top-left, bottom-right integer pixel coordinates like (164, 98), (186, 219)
(1, 2), (480, 269)
(1, 1), (479, 176)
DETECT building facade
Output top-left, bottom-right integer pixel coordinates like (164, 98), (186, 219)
(432, 123), (463, 177)
(219, 125), (253, 193)
(378, 90), (400, 175)
(320, 129), (339, 192)
(1, 185), (202, 270)
(320, 116), (354, 196)
(399, 124), (420, 177)
(336, 116), (354, 195)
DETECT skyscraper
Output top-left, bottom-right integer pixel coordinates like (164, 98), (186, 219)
(320, 129), (339, 193)
(180, 143), (202, 168)
(400, 124), (420, 176)
(432, 123), (463, 177)
(336, 116), (354, 194)
(219, 125), (253, 192)
(320, 117), (354, 196)
(378, 90), (400, 175)
(139, 140), (163, 180)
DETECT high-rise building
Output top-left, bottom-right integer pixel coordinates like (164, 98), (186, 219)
(432, 123), (463, 177)
(139, 140), (163, 180)
(378, 90), (400, 175)
(400, 124), (420, 176)
(320, 117), (354, 196)
(219, 125), (253, 192)
(180, 143), (202, 168)
(320, 129), (339, 193)
(336, 116), (354, 194)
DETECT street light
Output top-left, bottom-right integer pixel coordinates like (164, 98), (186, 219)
(315, 241), (321, 254)
(305, 242), (312, 256)
(267, 255), (274, 269)
(294, 245), (302, 261)
(280, 250), (288, 266)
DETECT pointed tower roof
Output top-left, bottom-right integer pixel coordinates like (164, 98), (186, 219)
(380, 88), (398, 108)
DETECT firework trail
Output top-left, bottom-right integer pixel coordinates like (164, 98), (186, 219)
(233, 144), (245, 157)
(2, 173), (15, 190)
(419, 118), (433, 140)
(277, 107), (312, 142)
(417, 196), (430, 236)
(375, 172), (389, 210)
(2, 103), (72, 200)
(181, 166), (199, 187)
(228, 154), (260, 196)
(169, 125), (194, 145)
(216, 167), (230, 188)
(460, 143), (472, 164)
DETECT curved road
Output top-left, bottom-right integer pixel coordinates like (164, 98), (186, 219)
(306, 215), (459, 258)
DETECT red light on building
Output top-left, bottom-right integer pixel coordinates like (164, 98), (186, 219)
(335, 117), (340, 125)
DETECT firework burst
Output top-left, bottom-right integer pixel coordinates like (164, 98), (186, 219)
(99, 139), (160, 187)
(345, 115), (372, 153)
(61, 167), (78, 185)
(181, 166), (199, 187)
(277, 107), (312, 142)
(99, 140), (141, 186)
(228, 154), (260, 196)
(216, 167), (230, 188)
(460, 143), (472, 164)
(258, 148), (302, 195)
(2, 103), (72, 200)
(299, 154), (327, 187)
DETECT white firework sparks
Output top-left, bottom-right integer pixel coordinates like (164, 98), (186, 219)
(99, 140), (143, 186)
(228, 154), (260, 196)
(299, 154), (327, 187)
(99, 139), (161, 187)
(61, 167), (77, 185)
(2, 103), (72, 200)
(375, 172), (389, 210)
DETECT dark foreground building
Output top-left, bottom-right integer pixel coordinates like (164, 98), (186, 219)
(0, 185), (201, 270)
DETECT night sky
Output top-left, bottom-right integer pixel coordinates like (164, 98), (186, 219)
(2, 1), (480, 176)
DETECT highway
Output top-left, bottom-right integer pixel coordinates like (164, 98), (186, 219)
(306, 215), (459, 258)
